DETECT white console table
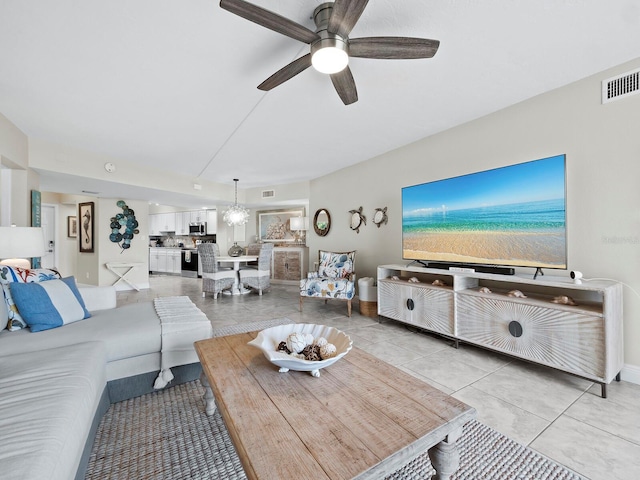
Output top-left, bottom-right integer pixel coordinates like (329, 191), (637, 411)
(377, 264), (623, 398)
(106, 262), (144, 291)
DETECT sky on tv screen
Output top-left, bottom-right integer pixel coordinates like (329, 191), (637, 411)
(402, 154), (567, 269)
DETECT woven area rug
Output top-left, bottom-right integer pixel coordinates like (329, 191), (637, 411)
(85, 317), (585, 480)
(211, 317), (293, 338)
(86, 380), (584, 480)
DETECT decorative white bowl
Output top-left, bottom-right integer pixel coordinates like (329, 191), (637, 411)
(248, 323), (353, 377)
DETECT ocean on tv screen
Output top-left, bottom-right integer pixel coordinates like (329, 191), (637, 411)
(402, 154), (567, 269)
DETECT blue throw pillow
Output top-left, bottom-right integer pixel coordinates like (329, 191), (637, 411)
(9, 276), (91, 332)
(0, 266), (62, 330)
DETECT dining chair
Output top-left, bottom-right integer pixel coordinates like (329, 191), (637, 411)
(197, 243), (236, 299)
(239, 243), (273, 295)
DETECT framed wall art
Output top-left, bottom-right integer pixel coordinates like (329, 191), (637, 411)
(67, 216), (77, 238)
(257, 208), (305, 243)
(78, 202), (94, 252)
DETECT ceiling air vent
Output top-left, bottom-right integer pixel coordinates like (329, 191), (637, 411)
(602, 68), (640, 104)
(262, 189), (275, 199)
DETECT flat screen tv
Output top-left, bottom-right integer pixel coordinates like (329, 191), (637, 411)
(402, 154), (567, 271)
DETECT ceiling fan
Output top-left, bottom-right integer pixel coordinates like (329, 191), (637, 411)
(219, 0), (440, 105)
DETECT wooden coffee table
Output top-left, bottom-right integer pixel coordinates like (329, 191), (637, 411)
(195, 332), (475, 480)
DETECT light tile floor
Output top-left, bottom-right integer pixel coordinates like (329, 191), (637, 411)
(118, 275), (640, 480)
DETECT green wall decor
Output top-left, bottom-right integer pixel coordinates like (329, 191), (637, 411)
(31, 190), (42, 268)
(109, 200), (139, 251)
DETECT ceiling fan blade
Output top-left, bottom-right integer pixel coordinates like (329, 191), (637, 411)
(220, 0), (319, 44)
(327, 0), (369, 37)
(257, 54), (312, 91)
(349, 37), (440, 59)
(330, 67), (358, 105)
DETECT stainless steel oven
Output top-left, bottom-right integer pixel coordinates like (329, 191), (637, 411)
(181, 249), (199, 277)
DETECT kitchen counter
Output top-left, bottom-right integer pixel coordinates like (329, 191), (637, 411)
(149, 247), (181, 275)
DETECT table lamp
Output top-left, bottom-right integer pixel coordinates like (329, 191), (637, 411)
(0, 226), (46, 269)
(290, 217), (309, 244)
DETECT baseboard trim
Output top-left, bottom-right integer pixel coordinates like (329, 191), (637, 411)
(620, 363), (640, 385)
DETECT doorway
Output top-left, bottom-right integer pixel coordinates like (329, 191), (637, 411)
(41, 204), (57, 269)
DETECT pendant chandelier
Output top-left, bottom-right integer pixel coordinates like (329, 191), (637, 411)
(223, 178), (250, 226)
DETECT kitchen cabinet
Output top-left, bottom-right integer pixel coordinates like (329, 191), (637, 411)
(149, 213), (176, 234)
(175, 212), (191, 235)
(150, 210), (216, 236)
(149, 214), (160, 236)
(166, 249), (181, 274)
(149, 248), (181, 274)
(190, 210), (207, 223)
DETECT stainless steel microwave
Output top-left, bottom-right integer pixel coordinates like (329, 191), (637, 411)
(189, 223), (206, 235)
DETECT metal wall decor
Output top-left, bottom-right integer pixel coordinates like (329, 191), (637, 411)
(348, 206), (366, 233)
(109, 200), (139, 251)
(373, 207), (388, 228)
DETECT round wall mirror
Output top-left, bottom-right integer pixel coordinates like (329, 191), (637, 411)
(313, 209), (331, 236)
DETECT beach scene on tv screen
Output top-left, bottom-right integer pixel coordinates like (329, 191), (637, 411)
(402, 155), (567, 269)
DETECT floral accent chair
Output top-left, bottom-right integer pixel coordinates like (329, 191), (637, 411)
(239, 243), (274, 295)
(197, 243), (236, 299)
(299, 250), (356, 317)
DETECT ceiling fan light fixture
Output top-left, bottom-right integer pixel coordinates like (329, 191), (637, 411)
(311, 37), (349, 74)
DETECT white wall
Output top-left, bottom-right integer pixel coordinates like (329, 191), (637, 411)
(28, 137), (235, 206)
(0, 112), (28, 168)
(307, 57), (640, 374)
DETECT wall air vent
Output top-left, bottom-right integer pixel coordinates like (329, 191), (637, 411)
(602, 68), (640, 104)
(262, 189), (275, 199)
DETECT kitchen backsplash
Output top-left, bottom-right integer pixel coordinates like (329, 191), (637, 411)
(150, 234), (216, 248)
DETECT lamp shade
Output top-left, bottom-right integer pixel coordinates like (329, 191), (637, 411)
(290, 217), (307, 231)
(0, 227), (46, 260)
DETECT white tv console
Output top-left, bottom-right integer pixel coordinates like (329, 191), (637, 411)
(377, 264), (623, 398)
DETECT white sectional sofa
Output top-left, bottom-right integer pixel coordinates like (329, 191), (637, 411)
(0, 283), (212, 480)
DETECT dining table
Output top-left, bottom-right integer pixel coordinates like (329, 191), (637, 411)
(217, 255), (258, 295)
